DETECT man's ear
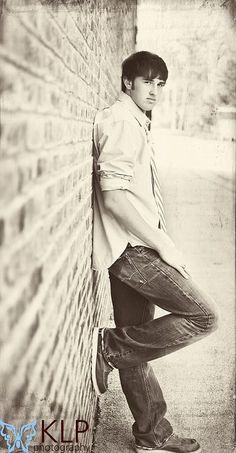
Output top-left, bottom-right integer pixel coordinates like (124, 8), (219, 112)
(123, 77), (133, 91)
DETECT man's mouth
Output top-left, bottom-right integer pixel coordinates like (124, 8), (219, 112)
(146, 98), (156, 102)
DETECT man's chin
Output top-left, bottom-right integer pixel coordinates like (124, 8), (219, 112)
(145, 105), (155, 112)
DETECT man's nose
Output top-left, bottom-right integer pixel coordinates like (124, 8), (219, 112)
(149, 84), (157, 95)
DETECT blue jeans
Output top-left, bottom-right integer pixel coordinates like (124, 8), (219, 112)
(103, 245), (218, 448)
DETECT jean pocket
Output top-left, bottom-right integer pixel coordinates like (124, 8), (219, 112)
(109, 254), (148, 288)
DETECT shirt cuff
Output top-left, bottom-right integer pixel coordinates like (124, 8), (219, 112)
(100, 176), (131, 191)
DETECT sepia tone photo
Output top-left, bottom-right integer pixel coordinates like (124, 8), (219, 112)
(0, 1), (235, 452)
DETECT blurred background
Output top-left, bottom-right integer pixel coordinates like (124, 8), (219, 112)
(137, 0), (236, 140)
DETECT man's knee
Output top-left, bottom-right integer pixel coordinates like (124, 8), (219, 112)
(206, 308), (219, 332)
(206, 295), (220, 332)
(192, 302), (219, 334)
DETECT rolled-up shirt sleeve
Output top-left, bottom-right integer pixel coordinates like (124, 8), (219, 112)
(95, 116), (137, 191)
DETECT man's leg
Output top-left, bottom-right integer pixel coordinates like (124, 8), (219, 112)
(104, 246), (218, 371)
(109, 272), (173, 448)
(93, 245), (218, 450)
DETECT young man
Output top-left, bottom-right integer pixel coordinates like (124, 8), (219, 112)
(91, 51), (218, 453)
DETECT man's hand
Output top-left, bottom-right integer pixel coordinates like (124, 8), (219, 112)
(158, 243), (190, 279)
(103, 190), (190, 279)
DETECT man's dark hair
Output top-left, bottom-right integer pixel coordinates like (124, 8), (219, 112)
(121, 51), (168, 92)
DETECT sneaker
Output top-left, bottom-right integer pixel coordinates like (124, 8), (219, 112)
(135, 434), (202, 453)
(92, 327), (113, 395)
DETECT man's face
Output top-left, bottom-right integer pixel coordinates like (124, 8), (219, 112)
(125, 76), (166, 112)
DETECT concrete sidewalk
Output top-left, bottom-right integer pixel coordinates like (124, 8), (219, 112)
(92, 134), (235, 453)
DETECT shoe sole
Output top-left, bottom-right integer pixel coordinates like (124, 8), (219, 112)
(92, 327), (102, 396)
(135, 448), (202, 453)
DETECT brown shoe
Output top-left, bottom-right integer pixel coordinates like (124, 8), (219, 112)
(92, 328), (113, 395)
(135, 434), (201, 453)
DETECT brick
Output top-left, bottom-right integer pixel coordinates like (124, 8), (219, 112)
(0, 159), (19, 207)
(0, 114), (27, 156)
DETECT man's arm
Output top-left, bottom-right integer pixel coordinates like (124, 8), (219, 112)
(103, 189), (189, 279)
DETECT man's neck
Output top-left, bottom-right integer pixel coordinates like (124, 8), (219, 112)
(124, 90), (145, 113)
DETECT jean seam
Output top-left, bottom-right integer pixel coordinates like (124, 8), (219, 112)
(140, 363), (160, 446)
(165, 331), (198, 347)
(126, 253), (148, 284)
(140, 301), (152, 437)
(139, 252), (210, 317)
(105, 349), (133, 363)
(107, 329), (206, 363)
(139, 301), (161, 447)
(127, 251), (148, 283)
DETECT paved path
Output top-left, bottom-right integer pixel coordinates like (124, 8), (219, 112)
(93, 133), (235, 453)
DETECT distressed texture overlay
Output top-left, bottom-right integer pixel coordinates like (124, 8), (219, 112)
(0, 0), (235, 452)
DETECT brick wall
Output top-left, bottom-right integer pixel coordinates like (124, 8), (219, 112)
(0, 0), (136, 449)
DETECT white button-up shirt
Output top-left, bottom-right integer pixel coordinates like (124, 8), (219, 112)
(92, 91), (160, 270)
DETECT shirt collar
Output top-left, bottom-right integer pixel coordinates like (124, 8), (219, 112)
(117, 92), (151, 129)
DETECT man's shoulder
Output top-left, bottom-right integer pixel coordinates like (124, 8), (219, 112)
(94, 99), (136, 126)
